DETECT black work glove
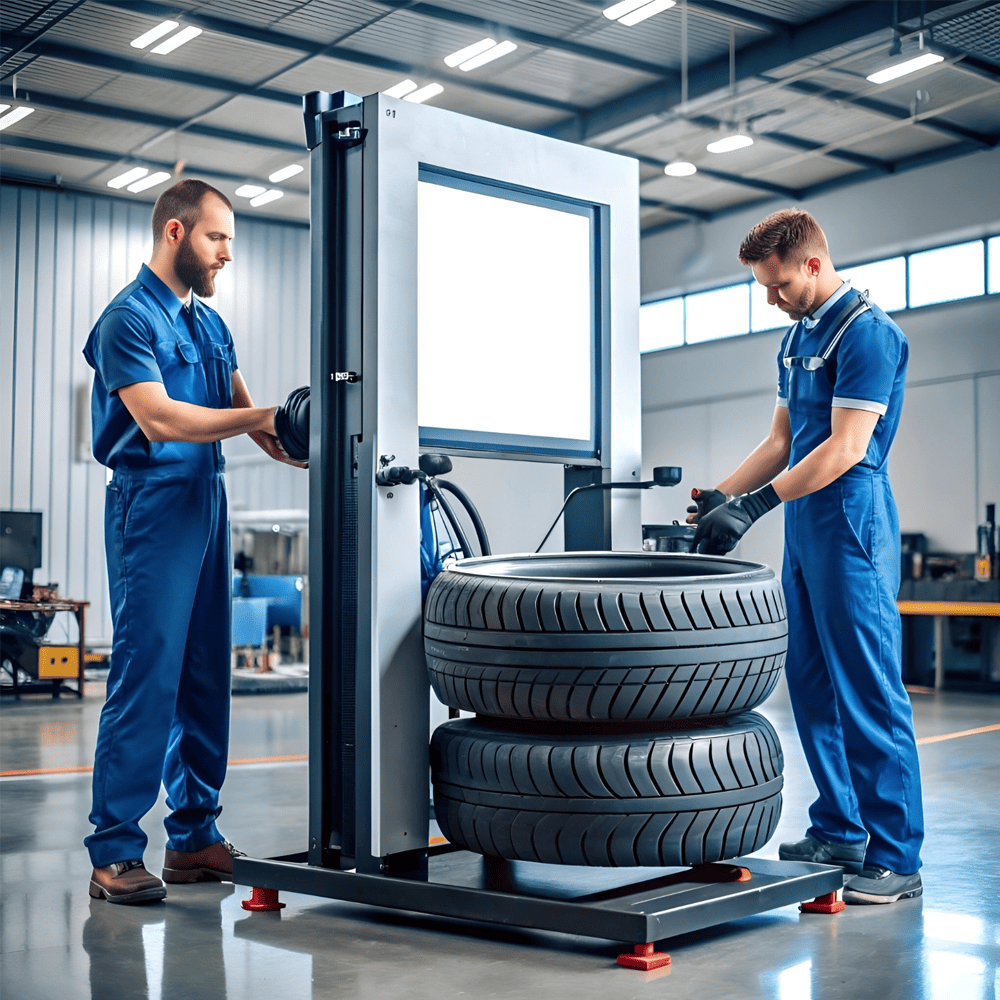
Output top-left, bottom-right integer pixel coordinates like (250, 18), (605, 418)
(692, 484), (782, 555)
(686, 487), (727, 524)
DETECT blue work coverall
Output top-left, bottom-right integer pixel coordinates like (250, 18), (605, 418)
(777, 282), (923, 875)
(83, 264), (237, 867)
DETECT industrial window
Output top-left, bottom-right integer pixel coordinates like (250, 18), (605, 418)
(641, 235), (996, 354)
(908, 240), (984, 308)
(639, 296), (684, 352)
(749, 279), (785, 333)
(684, 283), (749, 344)
(841, 256), (906, 312)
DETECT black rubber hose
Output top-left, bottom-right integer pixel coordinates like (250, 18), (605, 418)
(436, 479), (491, 556)
(425, 479), (475, 560)
(273, 385), (310, 462)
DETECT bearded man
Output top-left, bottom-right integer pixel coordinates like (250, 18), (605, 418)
(83, 179), (303, 904)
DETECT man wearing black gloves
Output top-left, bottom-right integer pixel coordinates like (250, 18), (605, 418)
(688, 208), (923, 906)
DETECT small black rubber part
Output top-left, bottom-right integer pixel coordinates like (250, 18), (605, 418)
(274, 385), (310, 462)
(425, 552), (787, 722)
(430, 712), (783, 867)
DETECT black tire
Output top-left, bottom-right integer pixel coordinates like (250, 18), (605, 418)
(425, 552), (786, 722)
(430, 713), (783, 867)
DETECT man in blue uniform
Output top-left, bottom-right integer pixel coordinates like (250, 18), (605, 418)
(83, 179), (303, 904)
(689, 209), (923, 905)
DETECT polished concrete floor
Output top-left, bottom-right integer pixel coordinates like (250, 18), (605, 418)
(2, 675), (998, 1000)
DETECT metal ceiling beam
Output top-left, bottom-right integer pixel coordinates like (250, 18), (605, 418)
(0, 35), (302, 105)
(639, 197), (712, 220)
(0, 132), (306, 192)
(630, 150), (803, 198)
(0, 84), (306, 153)
(86, 0), (582, 114)
(544, 1), (958, 143)
(775, 77), (997, 150)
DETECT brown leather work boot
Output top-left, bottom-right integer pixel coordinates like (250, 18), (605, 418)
(162, 840), (245, 883)
(89, 861), (167, 904)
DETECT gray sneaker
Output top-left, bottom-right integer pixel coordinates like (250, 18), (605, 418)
(778, 835), (866, 874)
(843, 866), (922, 905)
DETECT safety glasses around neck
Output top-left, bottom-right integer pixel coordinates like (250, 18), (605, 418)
(782, 290), (871, 371)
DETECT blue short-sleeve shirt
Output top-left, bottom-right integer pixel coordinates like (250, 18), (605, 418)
(775, 285), (908, 473)
(83, 264), (238, 473)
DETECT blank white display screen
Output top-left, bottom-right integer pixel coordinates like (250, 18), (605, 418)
(417, 177), (594, 451)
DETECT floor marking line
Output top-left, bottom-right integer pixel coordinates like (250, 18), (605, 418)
(916, 723), (1000, 746)
(0, 753), (308, 777)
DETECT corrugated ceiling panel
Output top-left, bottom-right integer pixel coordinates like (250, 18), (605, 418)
(84, 77), (233, 120)
(0, 147), (111, 183)
(24, 107), (162, 152)
(420, 0), (595, 39)
(267, 54), (405, 100)
(939, 91), (1000, 134)
(10, 56), (120, 100)
(488, 48), (658, 106)
(757, 153), (863, 189)
(850, 128), (959, 162)
(339, 8), (487, 65)
(273, 0), (393, 41)
(194, 95), (307, 146)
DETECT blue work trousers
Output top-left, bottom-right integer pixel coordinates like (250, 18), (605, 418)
(782, 468), (923, 874)
(86, 468), (232, 867)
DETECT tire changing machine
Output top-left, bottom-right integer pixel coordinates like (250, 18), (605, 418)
(233, 90), (843, 969)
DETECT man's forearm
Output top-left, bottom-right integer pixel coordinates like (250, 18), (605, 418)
(144, 398), (275, 443)
(717, 437), (790, 497)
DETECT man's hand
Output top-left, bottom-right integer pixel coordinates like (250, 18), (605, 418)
(691, 484), (782, 555)
(249, 429), (308, 468)
(686, 487), (727, 525)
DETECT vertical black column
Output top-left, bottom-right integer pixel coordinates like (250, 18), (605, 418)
(306, 95), (365, 870)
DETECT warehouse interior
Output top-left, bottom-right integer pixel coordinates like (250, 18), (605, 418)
(1, 2), (999, 998)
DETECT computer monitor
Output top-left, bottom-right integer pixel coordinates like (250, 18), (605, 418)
(1, 511), (42, 576)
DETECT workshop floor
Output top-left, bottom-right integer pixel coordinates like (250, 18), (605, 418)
(1, 677), (997, 1000)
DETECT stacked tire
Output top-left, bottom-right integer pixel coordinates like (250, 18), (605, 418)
(425, 552), (788, 868)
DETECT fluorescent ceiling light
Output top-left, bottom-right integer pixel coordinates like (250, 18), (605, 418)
(0, 105), (9, 114)
(445, 38), (496, 68)
(384, 79), (418, 98)
(108, 166), (149, 189)
(707, 133), (753, 153)
(619, 0), (676, 26)
(0, 106), (35, 131)
(127, 171), (172, 193)
(268, 164), (304, 184)
(459, 40), (517, 71)
(130, 20), (178, 49)
(235, 184), (267, 198)
(250, 189), (284, 207)
(404, 83), (444, 104)
(664, 160), (697, 176)
(604, 0), (675, 25)
(866, 51), (944, 85)
(151, 25), (202, 55)
(603, 0), (650, 19)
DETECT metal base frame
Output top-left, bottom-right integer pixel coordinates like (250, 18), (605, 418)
(234, 852), (843, 946)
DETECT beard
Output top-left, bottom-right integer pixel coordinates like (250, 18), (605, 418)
(782, 284), (816, 321)
(175, 234), (219, 298)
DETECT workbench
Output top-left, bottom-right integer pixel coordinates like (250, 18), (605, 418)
(0, 599), (89, 699)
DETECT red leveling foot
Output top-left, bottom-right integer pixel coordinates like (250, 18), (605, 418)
(800, 890), (845, 914)
(242, 886), (286, 911)
(618, 943), (672, 971)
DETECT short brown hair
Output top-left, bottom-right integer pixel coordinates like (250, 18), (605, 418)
(738, 208), (828, 265)
(151, 179), (232, 244)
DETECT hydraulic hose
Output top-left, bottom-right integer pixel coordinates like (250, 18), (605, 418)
(424, 479), (475, 560)
(435, 479), (491, 556)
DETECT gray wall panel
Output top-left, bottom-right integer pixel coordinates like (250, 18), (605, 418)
(2, 183), (309, 647)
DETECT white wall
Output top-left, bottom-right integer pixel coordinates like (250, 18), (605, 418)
(1, 184), (309, 646)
